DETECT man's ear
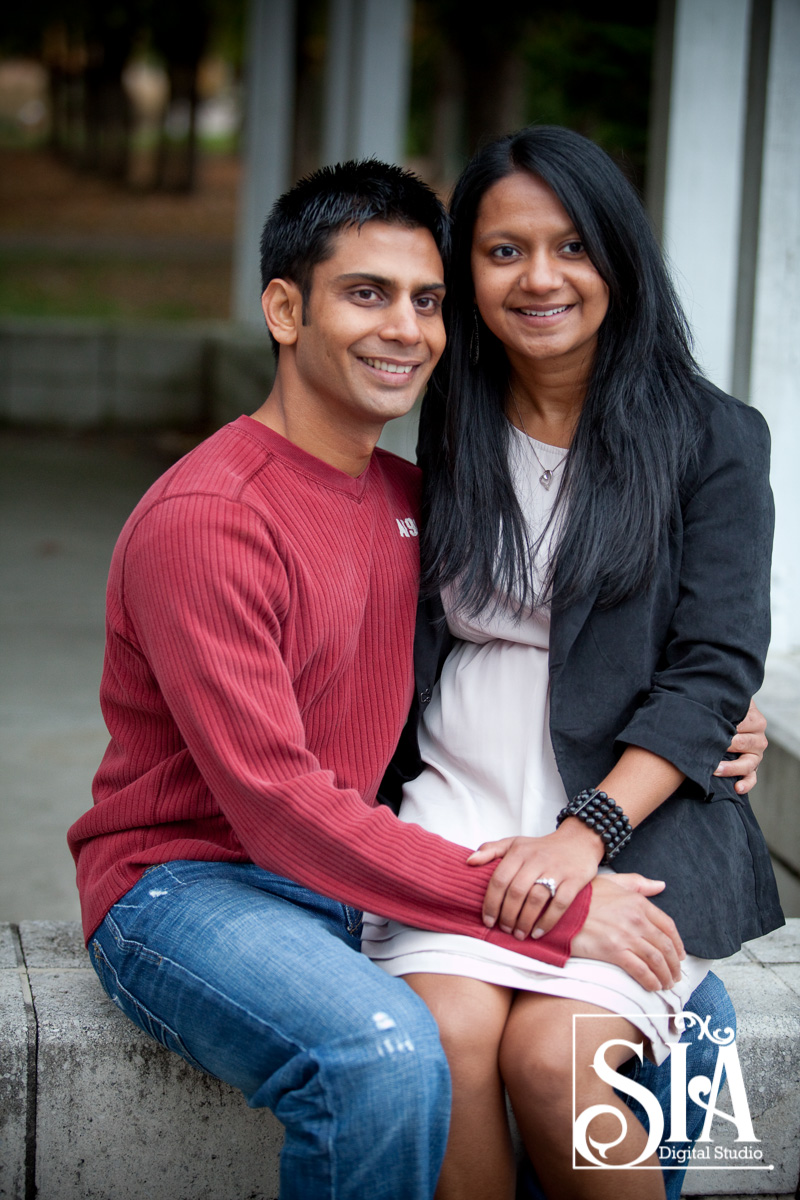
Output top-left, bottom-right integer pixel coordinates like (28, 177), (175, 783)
(261, 279), (303, 347)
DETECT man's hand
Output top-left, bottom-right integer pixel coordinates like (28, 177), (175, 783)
(570, 874), (685, 992)
(714, 699), (768, 794)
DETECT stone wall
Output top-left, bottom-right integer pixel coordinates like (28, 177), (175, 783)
(0, 318), (272, 434)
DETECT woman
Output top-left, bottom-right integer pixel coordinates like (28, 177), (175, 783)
(363, 126), (781, 1199)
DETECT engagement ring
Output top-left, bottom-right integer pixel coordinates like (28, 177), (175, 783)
(533, 877), (557, 899)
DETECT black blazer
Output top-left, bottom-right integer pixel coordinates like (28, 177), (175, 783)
(379, 380), (783, 959)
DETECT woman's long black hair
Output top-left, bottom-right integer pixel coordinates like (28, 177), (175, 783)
(420, 125), (702, 615)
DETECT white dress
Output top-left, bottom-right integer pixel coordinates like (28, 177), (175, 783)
(362, 425), (710, 1063)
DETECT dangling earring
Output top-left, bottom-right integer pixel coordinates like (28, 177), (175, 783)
(469, 305), (480, 367)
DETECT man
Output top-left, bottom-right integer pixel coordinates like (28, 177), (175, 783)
(69, 160), (762, 1200)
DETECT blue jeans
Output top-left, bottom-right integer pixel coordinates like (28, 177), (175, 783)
(516, 970), (736, 1199)
(89, 860), (450, 1200)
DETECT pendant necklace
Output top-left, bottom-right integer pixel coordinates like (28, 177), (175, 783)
(509, 390), (569, 491)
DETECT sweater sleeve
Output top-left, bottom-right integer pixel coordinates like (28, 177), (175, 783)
(120, 493), (588, 965)
(616, 400), (773, 792)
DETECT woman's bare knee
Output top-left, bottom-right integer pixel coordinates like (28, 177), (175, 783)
(499, 994), (575, 1101)
(402, 975), (517, 1200)
(403, 973), (512, 1074)
(497, 996), (664, 1198)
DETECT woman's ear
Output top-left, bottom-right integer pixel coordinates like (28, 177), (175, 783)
(261, 279), (302, 347)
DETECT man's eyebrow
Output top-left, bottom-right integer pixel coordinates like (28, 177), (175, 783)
(335, 272), (445, 291)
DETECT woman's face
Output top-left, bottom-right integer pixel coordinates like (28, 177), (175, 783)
(470, 171), (609, 382)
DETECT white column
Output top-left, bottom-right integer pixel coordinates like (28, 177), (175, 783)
(351, 0), (412, 163)
(321, 0), (412, 167)
(232, 0), (297, 326)
(322, 0), (356, 164)
(660, 0), (750, 389)
(749, 0), (800, 655)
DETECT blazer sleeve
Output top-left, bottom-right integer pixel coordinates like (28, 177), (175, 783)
(614, 396), (774, 795)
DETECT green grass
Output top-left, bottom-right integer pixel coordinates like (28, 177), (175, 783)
(0, 252), (230, 321)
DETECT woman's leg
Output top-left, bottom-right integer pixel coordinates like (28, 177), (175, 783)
(404, 974), (516, 1200)
(499, 994), (666, 1200)
(625, 971), (732, 1199)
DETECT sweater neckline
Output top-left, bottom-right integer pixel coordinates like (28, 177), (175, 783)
(236, 415), (371, 497)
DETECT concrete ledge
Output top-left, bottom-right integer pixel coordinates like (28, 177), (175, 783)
(758, 656), (800, 763)
(1, 921), (798, 1199)
(753, 655), (800, 919)
(0, 924), (31, 1199)
(207, 324), (277, 429)
(3, 922), (282, 1200)
(0, 318), (273, 435)
(682, 924), (800, 1196)
(0, 316), (419, 458)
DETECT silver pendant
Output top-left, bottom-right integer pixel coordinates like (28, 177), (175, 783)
(539, 470), (554, 489)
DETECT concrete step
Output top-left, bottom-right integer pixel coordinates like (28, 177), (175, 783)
(1, 920), (799, 1199)
(1, 922), (282, 1200)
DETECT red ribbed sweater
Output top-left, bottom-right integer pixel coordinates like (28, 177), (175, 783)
(68, 416), (588, 958)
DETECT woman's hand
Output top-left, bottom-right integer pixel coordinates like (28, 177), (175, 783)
(714, 699), (768, 794)
(571, 874), (685, 991)
(467, 820), (604, 940)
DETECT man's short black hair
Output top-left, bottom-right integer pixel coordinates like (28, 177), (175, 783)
(259, 158), (451, 356)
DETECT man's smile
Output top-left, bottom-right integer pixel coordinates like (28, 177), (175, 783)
(359, 356), (420, 377)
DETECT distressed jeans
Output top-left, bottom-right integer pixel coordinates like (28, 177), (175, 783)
(91, 859), (733, 1200)
(89, 860), (450, 1200)
(516, 969), (736, 1199)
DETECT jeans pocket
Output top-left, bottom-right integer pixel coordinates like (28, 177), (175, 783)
(343, 905), (363, 939)
(90, 938), (206, 1073)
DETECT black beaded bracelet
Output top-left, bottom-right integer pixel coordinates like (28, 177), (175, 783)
(556, 787), (633, 864)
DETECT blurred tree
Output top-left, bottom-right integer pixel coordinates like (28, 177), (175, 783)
(3, 0), (245, 191)
(148, 0), (245, 191)
(521, 2), (656, 185)
(410, 0), (657, 191)
(82, 1), (141, 178)
(4, 0), (656, 196)
(292, 0), (327, 182)
(150, 1), (212, 191)
(41, 17), (84, 158)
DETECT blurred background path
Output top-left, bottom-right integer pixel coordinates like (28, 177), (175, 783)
(0, 146), (236, 922)
(0, 148), (238, 321)
(0, 430), (167, 921)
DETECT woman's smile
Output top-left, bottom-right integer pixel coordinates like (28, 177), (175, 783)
(516, 304), (571, 317)
(471, 170), (609, 377)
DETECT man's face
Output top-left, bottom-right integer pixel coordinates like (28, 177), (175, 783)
(291, 220), (446, 436)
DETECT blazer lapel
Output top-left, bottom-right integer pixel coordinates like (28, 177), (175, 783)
(549, 584), (601, 673)
(413, 591), (451, 694)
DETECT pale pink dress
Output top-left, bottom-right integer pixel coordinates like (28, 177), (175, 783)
(362, 425), (710, 1063)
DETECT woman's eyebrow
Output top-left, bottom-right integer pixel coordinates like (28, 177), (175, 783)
(473, 229), (517, 241)
(474, 226), (578, 242)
